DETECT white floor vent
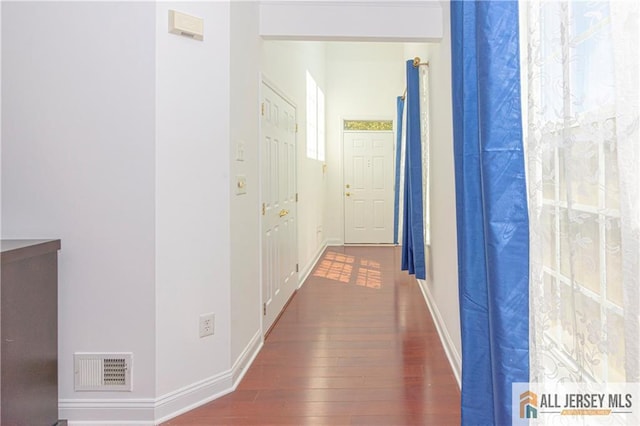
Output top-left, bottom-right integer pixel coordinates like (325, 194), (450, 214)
(74, 353), (132, 391)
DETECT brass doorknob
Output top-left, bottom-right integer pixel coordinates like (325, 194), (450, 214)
(345, 192), (351, 197)
(279, 209), (289, 217)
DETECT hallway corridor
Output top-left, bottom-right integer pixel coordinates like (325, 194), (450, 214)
(166, 246), (461, 425)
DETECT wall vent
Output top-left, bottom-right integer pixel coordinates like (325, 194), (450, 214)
(74, 353), (132, 391)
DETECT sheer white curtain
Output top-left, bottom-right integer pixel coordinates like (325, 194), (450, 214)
(524, 0), (639, 385)
(419, 64), (431, 246)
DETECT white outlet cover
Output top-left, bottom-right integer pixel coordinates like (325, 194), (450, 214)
(199, 313), (215, 338)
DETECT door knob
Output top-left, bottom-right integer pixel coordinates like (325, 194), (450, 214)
(346, 184), (351, 189)
(279, 209), (289, 217)
(345, 192), (351, 197)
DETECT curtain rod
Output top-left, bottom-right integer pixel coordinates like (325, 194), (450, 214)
(400, 57), (429, 100)
(412, 56), (429, 68)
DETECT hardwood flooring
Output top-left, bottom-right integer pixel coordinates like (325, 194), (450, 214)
(165, 246), (461, 425)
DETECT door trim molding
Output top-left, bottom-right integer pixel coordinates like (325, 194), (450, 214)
(340, 117), (395, 243)
(260, 75), (297, 110)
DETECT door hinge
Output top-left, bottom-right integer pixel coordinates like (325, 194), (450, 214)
(295, 123), (298, 133)
(295, 193), (298, 202)
(261, 103), (265, 116)
(296, 263), (299, 273)
(263, 303), (266, 316)
(262, 203), (266, 215)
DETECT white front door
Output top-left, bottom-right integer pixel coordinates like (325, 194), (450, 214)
(343, 131), (394, 244)
(261, 81), (298, 334)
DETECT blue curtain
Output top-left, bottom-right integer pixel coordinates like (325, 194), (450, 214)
(401, 60), (426, 280)
(393, 96), (405, 245)
(451, 1), (530, 425)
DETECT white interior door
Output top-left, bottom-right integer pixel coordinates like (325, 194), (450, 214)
(261, 81), (298, 334)
(343, 131), (394, 244)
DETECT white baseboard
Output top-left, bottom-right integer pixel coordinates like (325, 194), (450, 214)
(325, 239), (343, 247)
(63, 330), (265, 425)
(59, 398), (155, 424)
(155, 329), (263, 424)
(417, 279), (462, 389)
(298, 239), (328, 288)
(231, 329), (263, 385)
(153, 370), (233, 423)
(68, 422), (153, 426)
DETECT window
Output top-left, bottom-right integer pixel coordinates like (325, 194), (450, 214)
(306, 71), (325, 161)
(317, 89), (325, 162)
(527, 1), (627, 383)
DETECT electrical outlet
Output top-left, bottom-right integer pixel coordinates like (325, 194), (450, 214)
(199, 313), (215, 338)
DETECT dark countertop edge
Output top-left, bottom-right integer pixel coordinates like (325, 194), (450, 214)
(1, 239), (62, 264)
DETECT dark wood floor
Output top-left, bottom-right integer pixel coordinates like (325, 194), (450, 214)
(165, 246), (461, 425)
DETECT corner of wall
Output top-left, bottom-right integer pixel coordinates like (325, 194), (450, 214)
(229, 0), (262, 364)
(153, 329), (263, 424)
(155, 0), (232, 413)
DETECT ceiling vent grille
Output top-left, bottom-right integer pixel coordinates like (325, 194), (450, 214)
(74, 353), (132, 391)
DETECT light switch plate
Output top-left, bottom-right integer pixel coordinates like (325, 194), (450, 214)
(236, 175), (247, 195)
(236, 141), (245, 162)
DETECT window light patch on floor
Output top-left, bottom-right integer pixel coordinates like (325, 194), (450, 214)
(313, 251), (383, 289)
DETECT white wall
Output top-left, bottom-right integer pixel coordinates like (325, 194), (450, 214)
(155, 0), (232, 402)
(229, 1), (262, 366)
(324, 42), (405, 243)
(405, 1), (462, 384)
(261, 41), (328, 278)
(1, 0), (157, 412)
(3, 2), (240, 421)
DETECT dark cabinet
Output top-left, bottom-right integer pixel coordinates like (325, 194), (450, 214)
(1, 240), (61, 426)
